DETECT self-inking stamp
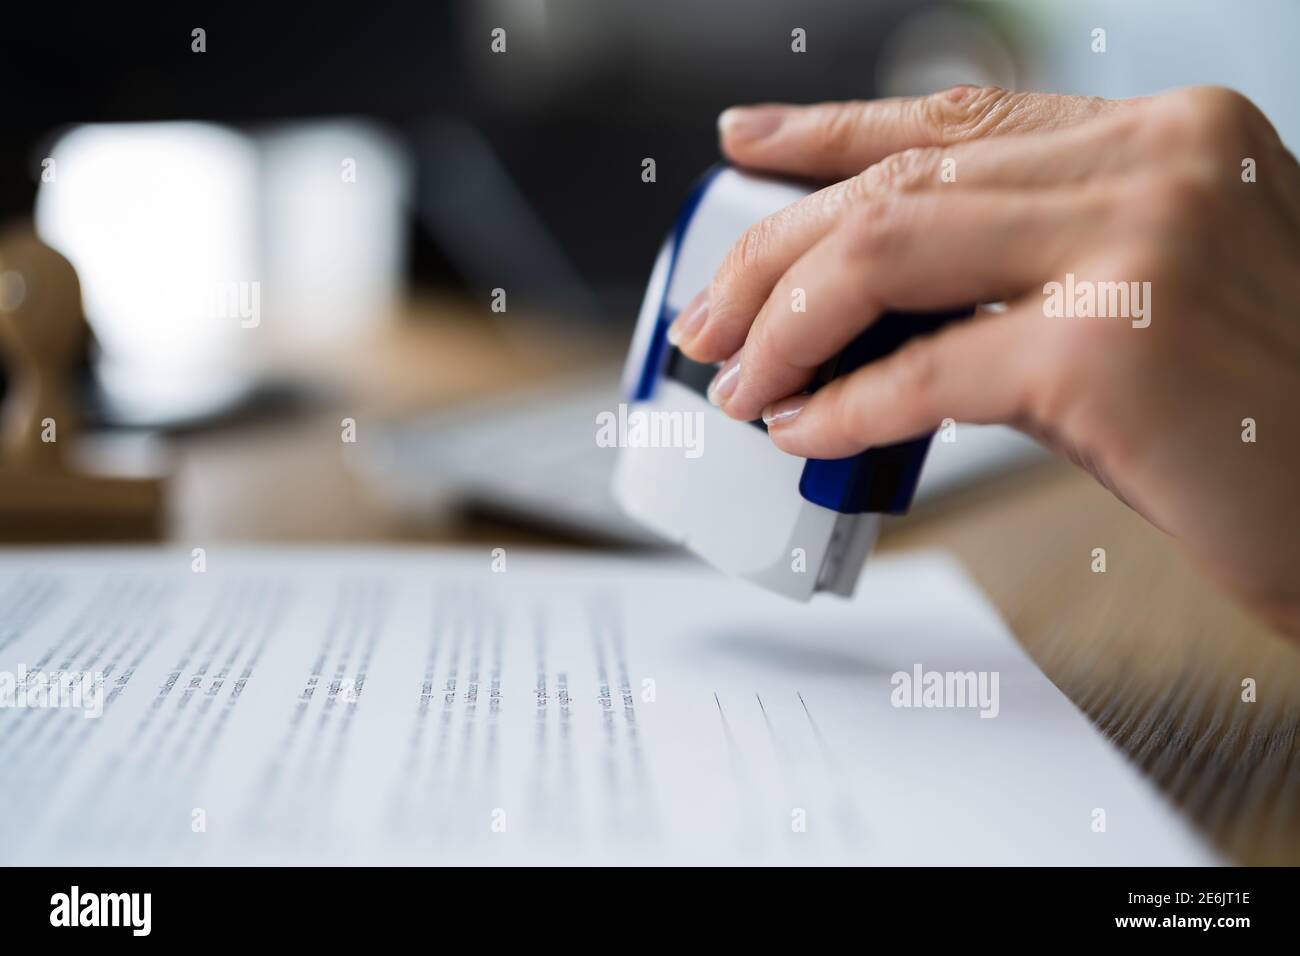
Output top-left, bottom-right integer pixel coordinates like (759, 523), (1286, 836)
(613, 166), (971, 600)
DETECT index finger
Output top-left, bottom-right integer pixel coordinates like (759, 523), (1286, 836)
(719, 86), (1126, 180)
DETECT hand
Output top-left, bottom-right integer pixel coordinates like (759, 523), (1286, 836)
(669, 86), (1300, 639)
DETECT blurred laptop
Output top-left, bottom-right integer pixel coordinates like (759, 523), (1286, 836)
(353, 367), (1046, 546)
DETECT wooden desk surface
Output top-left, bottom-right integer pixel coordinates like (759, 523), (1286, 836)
(165, 299), (1300, 865)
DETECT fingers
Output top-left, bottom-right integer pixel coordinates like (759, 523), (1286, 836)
(668, 176), (860, 357)
(679, 105), (1145, 365)
(714, 189), (1096, 422)
(858, 106), (1149, 194)
(719, 86), (1124, 181)
(761, 306), (1042, 459)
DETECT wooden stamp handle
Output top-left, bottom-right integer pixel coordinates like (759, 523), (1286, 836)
(0, 225), (87, 470)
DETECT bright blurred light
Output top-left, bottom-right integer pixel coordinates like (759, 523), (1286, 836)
(35, 122), (259, 422)
(259, 120), (411, 348)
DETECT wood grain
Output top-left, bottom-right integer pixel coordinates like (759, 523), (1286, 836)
(883, 460), (1300, 865)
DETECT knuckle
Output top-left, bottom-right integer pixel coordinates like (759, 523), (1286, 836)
(712, 218), (775, 312)
(844, 196), (904, 259)
(813, 175), (862, 214)
(744, 311), (781, 362)
(1135, 98), (1193, 150)
(1027, 329), (1111, 444)
(731, 217), (776, 274)
(884, 339), (938, 417)
(917, 91), (959, 140)
(749, 306), (810, 373)
(830, 378), (872, 446)
(839, 170), (874, 206)
(920, 85), (1013, 142)
(1144, 86), (1264, 153)
(1023, 353), (1074, 438)
(1098, 104), (1148, 145)
(815, 102), (867, 155)
(862, 147), (937, 194)
(1186, 86), (1265, 136)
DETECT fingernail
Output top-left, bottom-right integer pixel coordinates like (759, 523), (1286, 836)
(762, 396), (805, 427)
(707, 353), (741, 407)
(666, 291), (708, 346)
(718, 107), (783, 143)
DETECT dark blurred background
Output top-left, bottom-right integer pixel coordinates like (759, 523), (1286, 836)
(0, 1), (1018, 324)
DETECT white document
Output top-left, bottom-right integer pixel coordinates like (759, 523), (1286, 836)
(0, 547), (1213, 865)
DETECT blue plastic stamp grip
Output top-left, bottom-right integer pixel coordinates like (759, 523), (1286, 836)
(798, 306), (974, 515)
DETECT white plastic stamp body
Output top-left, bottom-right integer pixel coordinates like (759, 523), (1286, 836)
(613, 167), (880, 601)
